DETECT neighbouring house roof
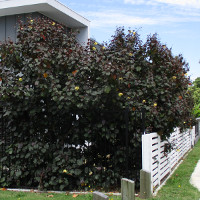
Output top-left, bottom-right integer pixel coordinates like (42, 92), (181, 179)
(0, 0), (90, 28)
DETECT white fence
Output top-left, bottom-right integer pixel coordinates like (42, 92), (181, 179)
(142, 124), (199, 194)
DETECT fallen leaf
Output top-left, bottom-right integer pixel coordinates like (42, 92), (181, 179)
(72, 194), (78, 198)
(47, 195), (54, 197)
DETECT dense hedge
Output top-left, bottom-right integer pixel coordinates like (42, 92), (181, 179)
(0, 18), (195, 190)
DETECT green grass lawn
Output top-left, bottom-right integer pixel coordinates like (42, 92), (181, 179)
(0, 191), (91, 200)
(0, 190), (121, 200)
(1, 140), (200, 200)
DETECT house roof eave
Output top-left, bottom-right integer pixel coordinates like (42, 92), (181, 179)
(0, 0), (90, 28)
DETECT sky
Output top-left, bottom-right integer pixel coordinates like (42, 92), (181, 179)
(59, 0), (200, 81)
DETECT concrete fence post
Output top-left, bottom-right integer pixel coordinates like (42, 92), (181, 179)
(93, 191), (109, 200)
(140, 170), (152, 199)
(121, 178), (135, 200)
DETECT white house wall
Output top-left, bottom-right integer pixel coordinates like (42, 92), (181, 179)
(76, 27), (89, 45)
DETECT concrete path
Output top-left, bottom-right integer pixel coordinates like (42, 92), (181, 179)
(190, 160), (200, 191)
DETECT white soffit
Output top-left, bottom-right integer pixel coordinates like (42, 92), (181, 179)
(0, 0), (90, 28)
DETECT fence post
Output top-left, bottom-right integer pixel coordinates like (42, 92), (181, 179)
(190, 127), (195, 147)
(195, 118), (200, 144)
(175, 128), (179, 167)
(121, 178), (135, 200)
(142, 134), (152, 174)
(168, 132), (173, 173)
(141, 134), (153, 198)
(157, 135), (161, 187)
(93, 191), (109, 200)
(140, 170), (152, 199)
